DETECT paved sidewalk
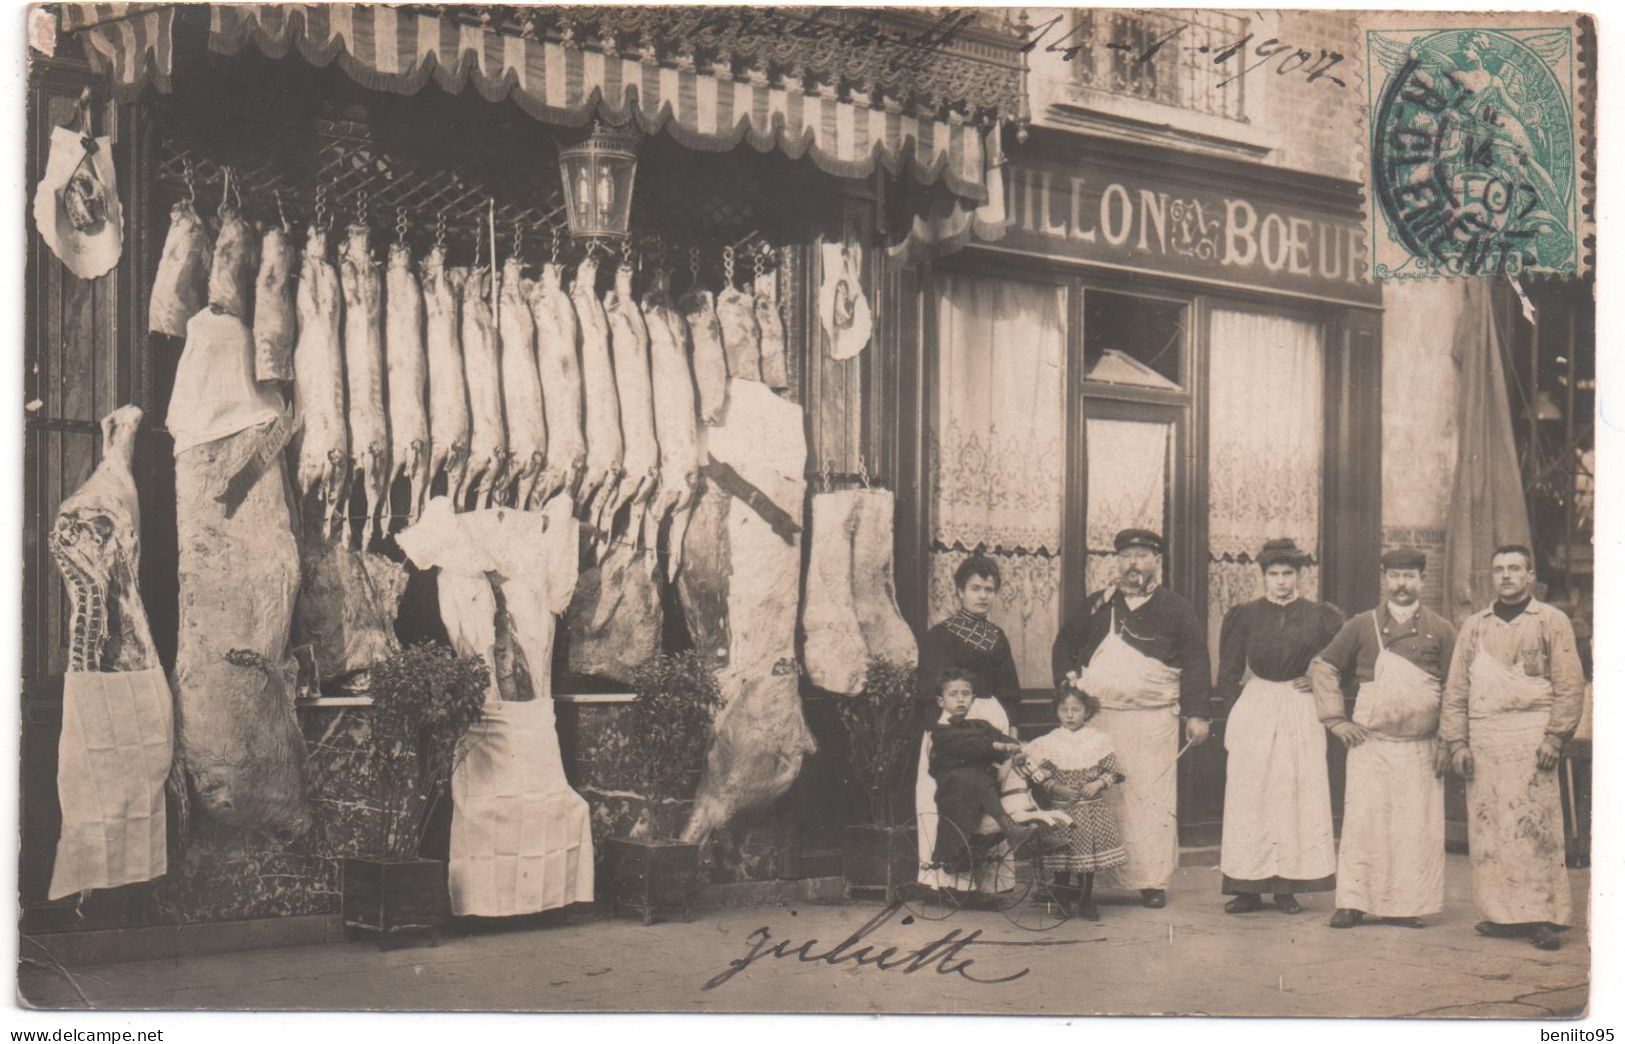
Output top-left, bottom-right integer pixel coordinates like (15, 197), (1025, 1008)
(18, 855), (1589, 1017)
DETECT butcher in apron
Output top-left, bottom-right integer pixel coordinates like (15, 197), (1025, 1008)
(1051, 529), (1211, 908)
(1215, 539), (1345, 915)
(1307, 547), (1456, 929)
(1440, 545), (1585, 951)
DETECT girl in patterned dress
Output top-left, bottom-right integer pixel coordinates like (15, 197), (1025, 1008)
(1024, 683), (1127, 920)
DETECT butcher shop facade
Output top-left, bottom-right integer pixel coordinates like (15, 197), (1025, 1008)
(23, 3), (1029, 947)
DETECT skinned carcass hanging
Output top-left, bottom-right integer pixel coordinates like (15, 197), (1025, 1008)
(800, 491), (868, 695)
(290, 226), (348, 539)
(572, 255), (622, 531)
(340, 225), (391, 540)
(422, 245), (471, 510)
(528, 263), (586, 507)
(385, 241), (431, 520)
(497, 257), (547, 508)
(459, 265), (508, 508)
(253, 224), (297, 382)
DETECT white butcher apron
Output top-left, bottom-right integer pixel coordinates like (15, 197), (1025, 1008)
(49, 667), (174, 899)
(1079, 618), (1182, 892)
(1219, 677), (1335, 884)
(1335, 618), (1445, 917)
(915, 697), (1017, 891)
(1464, 648), (1572, 926)
(449, 698), (595, 917)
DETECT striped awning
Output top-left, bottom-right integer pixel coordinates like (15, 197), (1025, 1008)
(61, 3), (1001, 206)
(63, 4), (175, 93)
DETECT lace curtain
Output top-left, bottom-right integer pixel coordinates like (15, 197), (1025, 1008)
(1206, 309), (1325, 674)
(928, 273), (1068, 685)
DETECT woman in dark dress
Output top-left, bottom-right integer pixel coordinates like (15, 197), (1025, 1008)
(918, 555), (1022, 720)
(1216, 538), (1346, 914)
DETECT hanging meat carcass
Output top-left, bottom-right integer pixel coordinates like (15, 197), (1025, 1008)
(564, 543), (663, 686)
(168, 306), (310, 840)
(497, 257), (547, 509)
(755, 280), (791, 391)
(643, 271), (701, 577)
(207, 205), (258, 322)
(460, 265), (509, 508)
(678, 283), (729, 425)
(292, 545), (408, 683)
(572, 256), (622, 533)
(422, 245), (471, 509)
(601, 262), (659, 542)
(528, 263), (586, 507)
(716, 285), (762, 382)
(148, 201), (210, 337)
(800, 491), (868, 695)
(340, 225), (391, 541)
(680, 379), (816, 844)
(385, 241), (430, 520)
(850, 488), (918, 668)
(253, 224), (297, 382)
(291, 226), (348, 539)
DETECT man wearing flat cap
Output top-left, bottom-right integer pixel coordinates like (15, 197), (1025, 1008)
(1307, 546), (1457, 929)
(1051, 527), (1211, 909)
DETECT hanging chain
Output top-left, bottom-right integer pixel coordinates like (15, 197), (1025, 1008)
(314, 182), (330, 232)
(473, 216), (486, 265)
(434, 208), (448, 249)
(216, 167), (233, 219)
(513, 220), (525, 260)
(396, 207), (409, 245)
(356, 188), (369, 228)
(856, 455), (871, 489)
(182, 156), (197, 207)
(722, 244), (735, 285)
(752, 241), (765, 285)
(550, 224), (561, 264)
(688, 245), (701, 283)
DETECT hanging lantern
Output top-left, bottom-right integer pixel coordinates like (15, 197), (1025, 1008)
(558, 120), (641, 241)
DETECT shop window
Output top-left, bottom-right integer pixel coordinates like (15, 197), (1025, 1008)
(1083, 290), (1186, 389)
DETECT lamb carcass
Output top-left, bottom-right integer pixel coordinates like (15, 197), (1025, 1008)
(572, 256), (622, 533)
(851, 488), (918, 667)
(755, 284), (791, 391)
(497, 258), (547, 508)
(385, 242), (430, 520)
(339, 225), (391, 541)
(680, 379), (815, 844)
(643, 272), (701, 577)
(678, 284), (729, 425)
(528, 263), (586, 506)
(460, 265), (508, 508)
(290, 226), (348, 540)
(800, 491), (867, 695)
(602, 262), (659, 543)
(207, 205), (258, 321)
(422, 245), (471, 510)
(168, 308), (309, 840)
(716, 285), (762, 382)
(253, 224), (297, 382)
(148, 201), (210, 337)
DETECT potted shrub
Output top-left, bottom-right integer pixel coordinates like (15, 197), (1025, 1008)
(341, 641), (489, 945)
(600, 651), (722, 925)
(836, 658), (924, 899)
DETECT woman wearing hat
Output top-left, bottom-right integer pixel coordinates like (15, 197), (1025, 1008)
(1215, 539), (1346, 915)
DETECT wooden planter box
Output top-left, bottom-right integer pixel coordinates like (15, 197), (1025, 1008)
(602, 838), (701, 926)
(842, 823), (918, 900)
(341, 857), (450, 947)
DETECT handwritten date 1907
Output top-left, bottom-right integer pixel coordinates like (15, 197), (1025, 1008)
(702, 901), (1030, 991)
(1020, 15), (1348, 90)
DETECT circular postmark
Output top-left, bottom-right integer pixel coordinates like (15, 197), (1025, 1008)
(1372, 29), (1574, 276)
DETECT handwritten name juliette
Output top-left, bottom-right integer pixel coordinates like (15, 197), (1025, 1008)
(702, 901), (1030, 991)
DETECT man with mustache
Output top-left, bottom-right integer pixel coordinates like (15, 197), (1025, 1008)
(1440, 545), (1584, 951)
(1307, 547), (1456, 929)
(1051, 529), (1210, 909)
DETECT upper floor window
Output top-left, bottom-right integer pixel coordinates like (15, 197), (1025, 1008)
(1071, 10), (1249, 122)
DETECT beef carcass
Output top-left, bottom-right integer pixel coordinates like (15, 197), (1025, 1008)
(850, 489), (918, 667)
(716, 285), (762, 382)
(207, 206), (258, 321)
(168, 308), (310, 840)
(47, 405), (173, 899)
(422, 245), (471, 510)
(528, 263), (585, 506)
(564, 544), (663, 685)
(385, 242), (430, 520)
(291, 546), (408, 682)
(291, 226), (348, 540)
(497, 257), (547, 508)
(571, 257), (622, 530)
(460, 265), (508, 508)
(149, 201), (210, 337)
(680, 379), (815, 844)
(800, 491), (867, 695)
(339, 225), (391, 541)
(755, 285), (791, 391)
(678, 284), (729, 425)
(253, 224), (297, 382)
(643, 272), (701, 575)
(677, 480), (732, 663)
(602, 263), (659, 542)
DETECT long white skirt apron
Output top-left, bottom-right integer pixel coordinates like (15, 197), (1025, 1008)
(1079, 623), (1182, 891)
(1464, 650), (1571, 926)
(49, 667), (174, 899)
(450, 698), (594, 917)
(1219, 677), (1335, 884)
(1335, 620), (1446, 917)
(916, 697), (1013, 890)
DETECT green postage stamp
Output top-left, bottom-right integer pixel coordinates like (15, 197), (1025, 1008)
(1366, 19), (1591, 279)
